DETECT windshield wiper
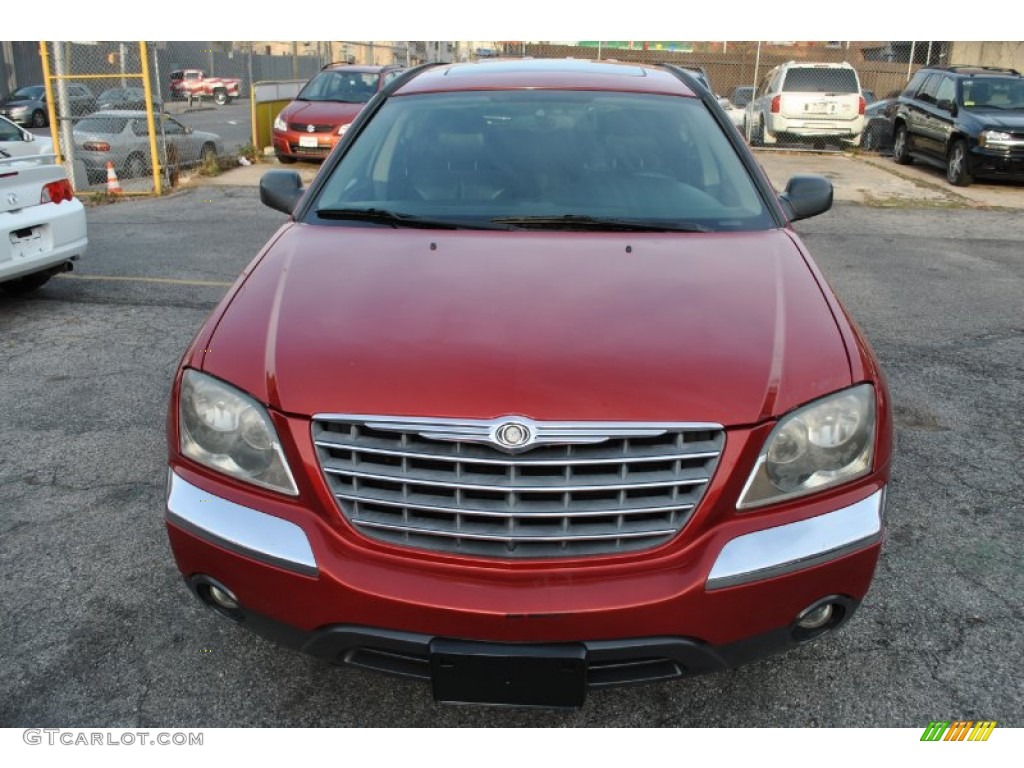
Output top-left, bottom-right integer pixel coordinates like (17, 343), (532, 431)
(492, 215), (711, 232)
(315, 207), (494, 230)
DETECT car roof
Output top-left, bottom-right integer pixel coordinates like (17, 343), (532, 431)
(321, 63), (398, 73)
(918, 65), (1021, 78)
(394, 59), (697, 97)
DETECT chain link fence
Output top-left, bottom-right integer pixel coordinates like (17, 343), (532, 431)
(521, 42), (955, 152)
(17, 41), (992, 196)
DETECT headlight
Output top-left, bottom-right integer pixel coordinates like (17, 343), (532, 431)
(273, 114), (286, 132)
(337, 123), (350, 136)
(737, 384), (876, 509)
(979, 130), (1012, 148)
(178, 370), (298, 495)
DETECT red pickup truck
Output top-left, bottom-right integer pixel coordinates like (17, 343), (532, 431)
(168, 69), (240, 106)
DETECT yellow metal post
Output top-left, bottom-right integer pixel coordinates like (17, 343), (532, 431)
(250, 83), (258, 154)
(38, 41), (61, 165)
(139, 41), (162, 195)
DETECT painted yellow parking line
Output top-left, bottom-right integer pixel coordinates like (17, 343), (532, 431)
(57, 273), (233, 288)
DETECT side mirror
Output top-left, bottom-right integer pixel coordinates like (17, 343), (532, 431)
(260, 170), (304, 215)
(779, 175), (833, 222)
(23, 130), (34, 142)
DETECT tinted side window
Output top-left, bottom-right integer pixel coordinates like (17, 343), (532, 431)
(903, 71), (930, 98)
(916, 74), (941, 105)
(0, 120), (23, 140)
(935, 77), (956, 105)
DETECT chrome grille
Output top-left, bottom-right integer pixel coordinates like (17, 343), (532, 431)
(288, 122), (335, 132)
(313, 415), (724, 559)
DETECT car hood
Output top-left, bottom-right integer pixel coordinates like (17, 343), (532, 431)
(969, 110), (1024, 131)
(202, 226), (852, 426)
(281, 100), (365, 126)
(0, 98), (38, 108)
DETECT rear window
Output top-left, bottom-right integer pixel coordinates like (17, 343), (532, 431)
(75, 117), (129, 133)
(782, 68), (859, 94)
(311, 90), (773, 232)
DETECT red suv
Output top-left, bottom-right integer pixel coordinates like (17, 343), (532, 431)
(167, 59), (892, 708)
(272, 64), (404, 163)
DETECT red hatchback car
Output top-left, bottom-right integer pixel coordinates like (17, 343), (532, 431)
(272, 63), (404, 164)
(167, 59), (892, 708)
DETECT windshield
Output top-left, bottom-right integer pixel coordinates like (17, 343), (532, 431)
(10, 86), (44, 101)
(782, 68), (859, 94)
(311, 90), (772, 232)
(960, 77), (1024, 110)
(297, 71), (380, 103)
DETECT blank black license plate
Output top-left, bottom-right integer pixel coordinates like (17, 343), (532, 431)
(429, 639), (587, 708)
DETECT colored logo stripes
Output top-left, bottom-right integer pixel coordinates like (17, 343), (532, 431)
(921, 721), (997, 741)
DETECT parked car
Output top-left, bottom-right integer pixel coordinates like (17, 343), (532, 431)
(73, 111), (223, 184)
(861, 89), (877, 106)
(167, 59), (891, 708)
(94, 86), (162, 112)
(0, 83), (95, 128)
(892, 65), (1024, 186)
(272, 63), (404, 164)
(1, 153), (87, 294)
(730, 85), (755, 107)
(168, 70), (241, 106)
(861, 98), (899, 152)
(0, 114), (53, 160)
(744, 62), (865, 146)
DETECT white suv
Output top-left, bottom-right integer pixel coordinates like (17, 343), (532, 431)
(744, 61), (865, 146)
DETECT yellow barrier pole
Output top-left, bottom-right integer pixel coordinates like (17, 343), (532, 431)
(250, 83), (258, 154)
(139, 41), (162, 195)
(38, 41), (61, 166)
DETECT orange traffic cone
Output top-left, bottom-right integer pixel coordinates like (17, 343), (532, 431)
(106, 161), (123, 195)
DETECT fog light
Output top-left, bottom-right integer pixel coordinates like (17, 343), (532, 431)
(207, 584), (239, 610)
(797, 603), (834, 630)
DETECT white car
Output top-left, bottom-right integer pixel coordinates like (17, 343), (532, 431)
(0, 114), (53, 161)
(1, 153), (87, 294)
(744, 61), (865, 146)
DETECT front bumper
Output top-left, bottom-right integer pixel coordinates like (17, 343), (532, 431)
(166, 467), (885, 701)
(273, 130), (338, 160)
(968, 145), (1024, 181)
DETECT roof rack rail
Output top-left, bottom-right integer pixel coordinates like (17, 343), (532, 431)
(927, 65), (1021, 76)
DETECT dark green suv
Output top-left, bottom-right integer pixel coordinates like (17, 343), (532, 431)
(892, 65), (1024, 186)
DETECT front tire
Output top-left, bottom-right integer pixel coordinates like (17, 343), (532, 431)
(31, 109), (46, 128)
(862, 128), (877, 152)
(214, 90), (229, 106)
(892, 125), (912, 165)
(946, 140), (972, 187)
(276, 154), (297, 165)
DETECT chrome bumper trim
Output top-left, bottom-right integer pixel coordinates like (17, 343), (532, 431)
(706, 488), (885, 590)
(166, 470), (317, 576)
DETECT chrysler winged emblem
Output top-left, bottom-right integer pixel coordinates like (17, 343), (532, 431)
(493, 421), (532, 450)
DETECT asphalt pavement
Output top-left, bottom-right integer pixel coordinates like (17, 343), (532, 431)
(0, 168), (1021, 727)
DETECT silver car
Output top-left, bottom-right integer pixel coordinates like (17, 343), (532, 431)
(0, 115), (54, 160)
(72, 110), (223, 183)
